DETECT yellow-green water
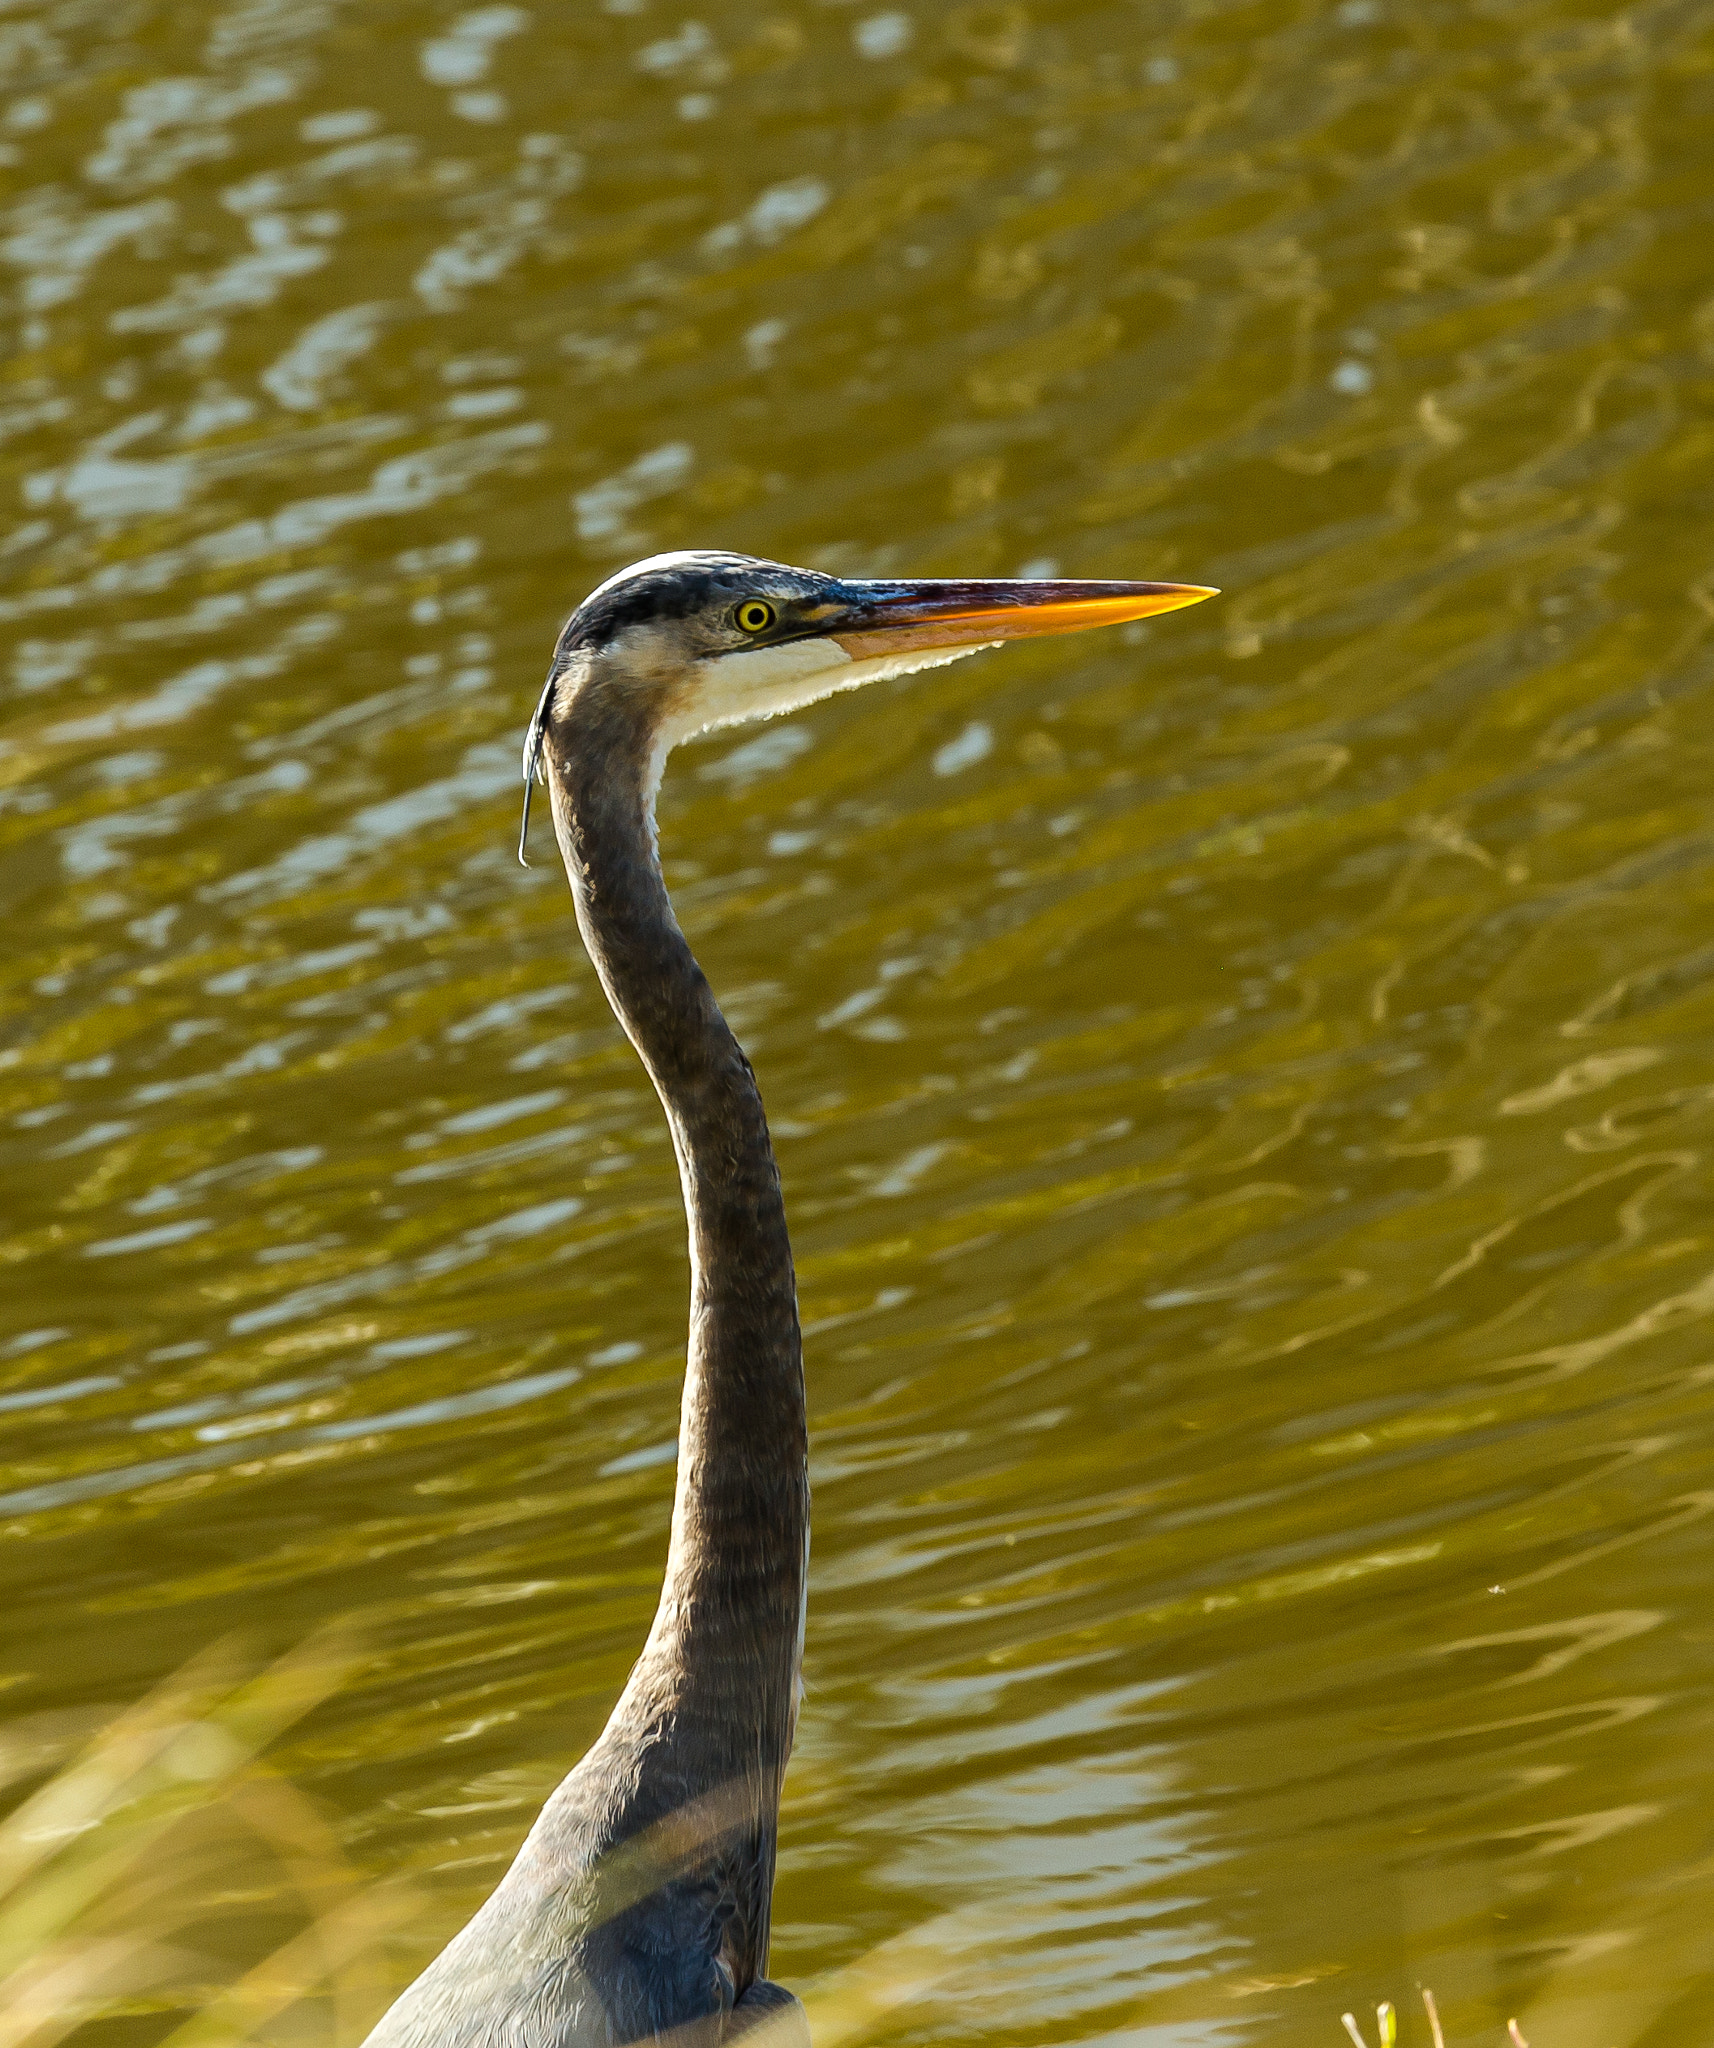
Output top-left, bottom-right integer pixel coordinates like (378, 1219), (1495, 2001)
(4, 0), (1714, 2040)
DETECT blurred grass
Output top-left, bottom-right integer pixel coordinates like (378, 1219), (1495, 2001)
(0, 1636), (1010, 2048)
(0, 1636), (415, 2048)
(0, 1638), (1575, 2048)
(1342, 1992), (1538, 2048)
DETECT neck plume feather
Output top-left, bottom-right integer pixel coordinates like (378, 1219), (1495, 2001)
(545, 692), (808, 1787)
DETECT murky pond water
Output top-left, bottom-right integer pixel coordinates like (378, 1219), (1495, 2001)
(5, 0), (1714, 2040)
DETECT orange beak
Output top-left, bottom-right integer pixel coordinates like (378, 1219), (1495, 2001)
(826, 576), (1217, 658)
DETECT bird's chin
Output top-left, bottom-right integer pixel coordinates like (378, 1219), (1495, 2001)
(657, 635), (993, 751)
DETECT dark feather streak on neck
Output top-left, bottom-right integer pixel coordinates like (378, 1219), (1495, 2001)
(543, 675), (808, 1775)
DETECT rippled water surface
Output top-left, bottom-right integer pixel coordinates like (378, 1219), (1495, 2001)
(5, 0), (1714, 2040)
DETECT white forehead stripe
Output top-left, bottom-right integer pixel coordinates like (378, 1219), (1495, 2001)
(584, 550), (749, 603)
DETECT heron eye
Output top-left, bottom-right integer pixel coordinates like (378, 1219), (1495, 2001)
(734, 600), (776, 635)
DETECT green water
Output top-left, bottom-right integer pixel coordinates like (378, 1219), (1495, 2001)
(4, 0), (1714, 2040)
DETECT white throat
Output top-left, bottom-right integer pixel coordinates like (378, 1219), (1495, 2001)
(656, 634), (997, 756)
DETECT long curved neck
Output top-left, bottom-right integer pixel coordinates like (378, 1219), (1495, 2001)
(546, 688), (807, 1784)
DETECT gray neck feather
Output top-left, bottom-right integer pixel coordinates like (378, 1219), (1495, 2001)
(545, 676), (808, 1793)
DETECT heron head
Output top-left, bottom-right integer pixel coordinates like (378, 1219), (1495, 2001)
(521, 550), (1216, 859)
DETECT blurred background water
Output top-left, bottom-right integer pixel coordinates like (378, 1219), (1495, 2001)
(3, 0), (1714, 2041)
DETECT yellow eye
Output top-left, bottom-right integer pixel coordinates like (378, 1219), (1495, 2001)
(734, 600), (776, 634)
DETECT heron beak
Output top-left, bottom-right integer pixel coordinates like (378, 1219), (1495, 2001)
(827, 577), (1218, 658)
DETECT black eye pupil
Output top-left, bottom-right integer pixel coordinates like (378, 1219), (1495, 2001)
(738, 603), (773, 632)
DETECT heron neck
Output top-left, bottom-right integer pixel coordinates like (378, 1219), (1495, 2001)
(546, 703), (807, 1776)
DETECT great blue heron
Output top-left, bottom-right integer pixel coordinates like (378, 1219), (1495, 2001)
(363, 553), (1216, 2048)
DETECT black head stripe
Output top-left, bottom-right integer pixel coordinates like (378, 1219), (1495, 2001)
(564, 559), (745, 653)
(556, 552), (839, 656)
